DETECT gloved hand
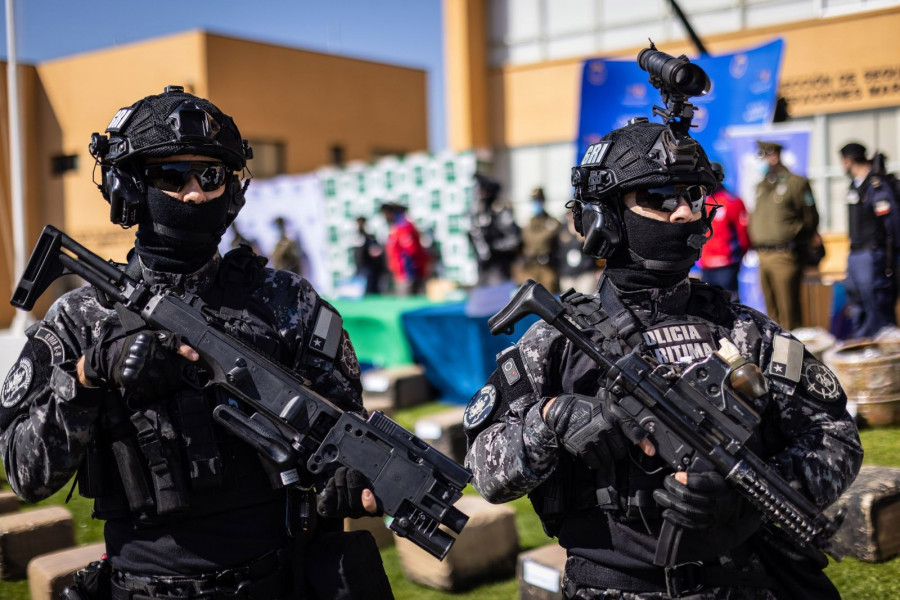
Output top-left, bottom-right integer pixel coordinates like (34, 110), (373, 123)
(652, 471), (742, 530)
(83, 319), (190, 403)
(542, 392), (647, 470)
(317, 466), (381, 519)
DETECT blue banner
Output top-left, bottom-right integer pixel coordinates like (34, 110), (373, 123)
(577, 39), (784, 192)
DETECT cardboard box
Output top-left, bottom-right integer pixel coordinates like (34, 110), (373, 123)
(517, 544), (567, 600)
(413, 407), (467, 465)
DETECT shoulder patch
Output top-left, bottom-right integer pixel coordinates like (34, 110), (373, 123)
(34, 327), (66, 365)
(2, 358), (33, 408)
(804, 363), (842, 403)
(309, 305), (343, 360)
(767, 334), (803, 383)
(464, 385), (498, 433)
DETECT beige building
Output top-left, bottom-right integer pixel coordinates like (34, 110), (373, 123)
(443, 0), (900, 277)
(0, 30), (428, 327)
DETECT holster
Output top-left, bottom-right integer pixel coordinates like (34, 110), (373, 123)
(302, 530), (394, 600)
(59, 557), (111, 600)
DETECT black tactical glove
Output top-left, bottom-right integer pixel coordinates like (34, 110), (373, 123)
(543, 392), (646, 470)
(84, 320), (188, 403)
(652, 471), (742, 530)
(317, 466), (382, 519)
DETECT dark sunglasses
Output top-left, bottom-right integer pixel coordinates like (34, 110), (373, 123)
(143, 161), (230, 193)
(635, 185), (709, 213)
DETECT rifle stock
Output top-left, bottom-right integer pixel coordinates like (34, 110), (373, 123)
(490, 280), (844, 565)
(12, 225), (472, 560)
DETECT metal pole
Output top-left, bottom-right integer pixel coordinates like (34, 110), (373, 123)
(6, 0), (29, 333)
(668, 0), (709, 56)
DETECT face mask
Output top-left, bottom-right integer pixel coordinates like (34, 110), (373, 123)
(135, 187), (231, 273)
(532, 201), (545, 217)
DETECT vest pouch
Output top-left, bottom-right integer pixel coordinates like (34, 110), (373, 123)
(174, 390), (223, 491)
(131, 406), (191, 515)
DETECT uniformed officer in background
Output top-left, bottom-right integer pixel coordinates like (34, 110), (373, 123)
(520, 187), (562, 292)
(0, 87), (391, 599)
(469, 173), (522, 285)
(747, 141), (821, 331)
(838, 141), (898, 338)
(464, 88), (861, 596)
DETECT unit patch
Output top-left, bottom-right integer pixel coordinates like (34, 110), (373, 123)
(34, 327), (66, 365)
(2, 358), (33, 408)
(641, 322), (717, 365)
(339, 337), (360, 379)
(464, 385), (498, 433)
(804, 363), (842, 403)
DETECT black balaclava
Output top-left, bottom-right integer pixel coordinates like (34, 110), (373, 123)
(605, 209), (708, 291)
(135, 186), (230, 273)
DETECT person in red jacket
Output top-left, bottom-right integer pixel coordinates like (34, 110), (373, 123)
(699, 183), (750, 301)
(379, 201), (430, 295)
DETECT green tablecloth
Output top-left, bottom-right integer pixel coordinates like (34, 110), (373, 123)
(328, 295), (434, 368)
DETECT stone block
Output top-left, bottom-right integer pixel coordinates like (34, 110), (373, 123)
(344, 515), (394, 550)
(27, 542), (106, 600)
(826, 465), (900, 562)
(0, 506), (75, 580)
(0, 491), (20, 514)
(394, 494), (518, 591)
(361, 365), (432, 410)
(413, 407), (467, 465)
(361, 393), (394, 418)
(517, 543), (567, 600)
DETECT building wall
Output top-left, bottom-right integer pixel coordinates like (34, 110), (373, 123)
(0, 30), (429, 328)
(445, 1), (900, 258)
(0, 63), (60, 328)
(205, 34), (428, 175)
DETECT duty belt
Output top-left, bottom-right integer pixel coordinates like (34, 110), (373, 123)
(565, 560), (777, 599)
(110, 549), (290, 600)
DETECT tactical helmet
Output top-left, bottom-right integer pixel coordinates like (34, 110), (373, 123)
(572, 117), (718, 203)
(569, 118), (720, 259)
(90, 85), (250, 170)
(88, 86), (253, 228)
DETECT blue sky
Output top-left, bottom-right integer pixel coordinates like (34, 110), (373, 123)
(0, 0), (447, 151)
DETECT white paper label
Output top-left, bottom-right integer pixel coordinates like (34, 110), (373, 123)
(362, 374), (390, 393)
(280, 469), (299, 486)
(522, 559), (560, 592)
(414, 421), (442, 440)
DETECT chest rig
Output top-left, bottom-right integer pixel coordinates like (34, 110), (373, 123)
(530, 278), (740, 534)
(80, 247), (295, 525)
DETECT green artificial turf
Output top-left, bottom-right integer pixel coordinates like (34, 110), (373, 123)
(1, 415), (898, 600)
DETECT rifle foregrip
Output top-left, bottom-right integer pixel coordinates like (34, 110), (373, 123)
(488, 280), (565, 335)
(730, 462), (823, 544)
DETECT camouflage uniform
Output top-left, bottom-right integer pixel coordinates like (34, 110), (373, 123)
(465, 276), (862, 599)
(0, 251), (363, 575)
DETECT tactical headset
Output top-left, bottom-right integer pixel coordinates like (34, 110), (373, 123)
(88, 86), (253, 230)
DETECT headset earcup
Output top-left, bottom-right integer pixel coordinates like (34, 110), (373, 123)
(105, 167), (143, 227)
(224, 175), (248, 228)
(580, 203), (622, 259)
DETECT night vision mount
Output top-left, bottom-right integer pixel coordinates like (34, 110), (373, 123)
(637, 41), (711, 139)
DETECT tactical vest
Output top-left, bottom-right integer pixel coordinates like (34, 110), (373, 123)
(527, 278), (751, 537)
(79, 247), (317, 526)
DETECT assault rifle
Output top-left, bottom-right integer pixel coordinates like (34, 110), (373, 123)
(488, 280), (845, 566)
(12, 225), (471, 560)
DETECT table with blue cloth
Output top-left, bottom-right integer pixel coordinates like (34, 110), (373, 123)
(401, 302), (537, 404)
(329, 296), (433, 369)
